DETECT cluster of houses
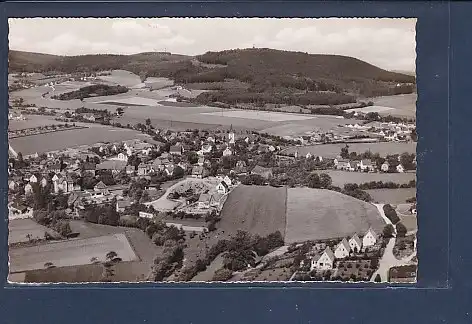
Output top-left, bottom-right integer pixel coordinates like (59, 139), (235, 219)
(333, 156), (414, 173)
(310, 228), (379, 271)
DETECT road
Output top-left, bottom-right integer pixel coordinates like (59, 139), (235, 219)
(371, 237), (417, 282)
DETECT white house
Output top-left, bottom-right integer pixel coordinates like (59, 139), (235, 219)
(223, 148), (232, 157)
(216, 181), (230, 195)
(359, 159), (375, 172)
(29, 174), (38, 183)
(381, 162), (390, 172)
(117, 152), (128, 162)
(396, 164), (405, 173)
(24, 183), (33, 195)
(223, 175), (232, 187)
(334, 238), (351, 259)
(349, 234), (362, 253)
(311, 247), (335, 271)
(362, 227), (378, 248)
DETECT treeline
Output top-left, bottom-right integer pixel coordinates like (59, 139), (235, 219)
(194, 89), (356, 106)
(357, 180), (416, 190)
(52, 84), (128, 100)
(177, 230), (284, 281)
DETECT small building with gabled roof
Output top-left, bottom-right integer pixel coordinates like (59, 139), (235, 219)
(363, 227), (378, 248)
(349, 233), (363, 252)
(334, 238), (351, 259)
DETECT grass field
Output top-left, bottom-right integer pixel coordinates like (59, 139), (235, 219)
(285, 188), (385, 243)
(9, 119), (151, 155)
(201, 110), (316, 122)
(325, 170), (417, 187)
(367, 93), (417, 118)
(366, 188), (416, 204)
(8, 218), (59, 245)
(219, 185), (287, 238)
(282, 142), (417, 159)
(9, 233), (137, 273)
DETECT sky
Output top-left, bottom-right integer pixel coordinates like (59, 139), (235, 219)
(9, 18), (416, 72)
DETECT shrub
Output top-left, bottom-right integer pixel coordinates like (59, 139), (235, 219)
(396, 222), (408, 237)
(212, 268), (233, 282)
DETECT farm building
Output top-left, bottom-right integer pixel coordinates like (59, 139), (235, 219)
(216, 181), (230, 195)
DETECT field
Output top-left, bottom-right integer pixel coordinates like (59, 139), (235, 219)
(282, 142), (417, 159)
(8, 218), (59, 245)
(9, 117), (152, 155)
(366, 188), (416, 204)
(201, 110), (316, 122)
(285, 188), (385, 243)
(325, 170), (417, 187)
(345, 105), (395, 114)
(9, 233), (137, 273)
(8, 115), (65, 131)
(219, 185), (287, 238)
(366, 93), (417, 118)
(97, 70), (141, 87)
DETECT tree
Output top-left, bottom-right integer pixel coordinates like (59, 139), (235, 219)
(319, 173), (332, 188)
(116, 107), (124, 116)
(307, 173), (321, 188)
(145, 118), (152, 127)
(212, 268), (233, 281)
(396, 222), (407, 238)
(106, 251), (118, 262)
(374, 273), (381, 282)
(341, 145), (349, 159)
(383, 224), (395, 238)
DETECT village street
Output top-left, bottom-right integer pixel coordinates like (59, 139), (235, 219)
(371, 237), (417, 282)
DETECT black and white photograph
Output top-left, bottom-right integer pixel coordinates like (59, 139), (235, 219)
(7, 18), (417, 284)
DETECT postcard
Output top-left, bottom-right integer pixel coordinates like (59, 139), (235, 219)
(7, 18), (417, 284)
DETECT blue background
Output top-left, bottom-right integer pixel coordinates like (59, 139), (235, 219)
(1, 1), (470, 323)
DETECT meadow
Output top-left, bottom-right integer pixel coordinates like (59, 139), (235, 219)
(8, 218), (59, 245)
(285, 188), (385, 243)
(366, 188), (416, 204)
(9, 233), (137, 273)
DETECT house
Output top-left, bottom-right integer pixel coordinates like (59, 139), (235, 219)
(165, 164), (175, 176)
(410, 203), (417, 215)
(200, 144), (213, 154)
(96, 160), (127, 175)
(334, 238), (351, 259)
(381, 161), (390, 172)
(216, 181), (230, 195)
(223, 147), (232, 157)
(223, 175), (232, 187)
(48, 163), (62, 174)
(125, 165), (136, 175)
(250, 165), (273, 179)
(137, 163), (151, 176)
(29, 174), (38, 183)
(363, 227), (378, 248)
(40, 177), (48, 188)
(116, 199), (133, 212)
(306, 152), (313, 159)
(8, 180), (18, 191)
(170, 144), (183, 156)
(396, 164), (405, 173)
(209, 193), (223, 208)
(310, 247), (335, 271)
(388, 265), (417, 283)
(24, 183), (33, 195)
(117, 152), (128, 162)
(82, 162), (96, 176)
(191, 165), (206, 179)
(94, 181), (108, 194)
(349, 233), (363, 253)
(234, 160), (247, 175)
(152, 158), (165, 171)
(359, 159), (375, 172)
(335, 159), (355, 171)
(197, 157), (205, 166)
(197, 193), (210, 209)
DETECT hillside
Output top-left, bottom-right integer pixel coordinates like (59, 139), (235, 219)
(9, 48), (415, 106)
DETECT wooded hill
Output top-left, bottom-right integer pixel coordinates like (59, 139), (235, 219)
(9, 48), (415, 105)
